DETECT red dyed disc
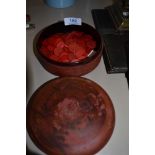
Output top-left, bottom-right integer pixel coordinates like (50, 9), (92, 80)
(39, 31), (96, 63)
(27, 77), (115, 155)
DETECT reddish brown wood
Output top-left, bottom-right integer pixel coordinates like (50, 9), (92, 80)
(33, 22), (104, 76)
(27, 77), (115, 155)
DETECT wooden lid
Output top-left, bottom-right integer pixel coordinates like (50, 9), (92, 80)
(27, 77), (115, 155)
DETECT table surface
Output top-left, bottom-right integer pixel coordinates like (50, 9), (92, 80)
(26, 0), (129, 155)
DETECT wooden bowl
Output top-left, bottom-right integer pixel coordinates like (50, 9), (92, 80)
(34, 21), (103, 76)
(27, 77), (115, 155)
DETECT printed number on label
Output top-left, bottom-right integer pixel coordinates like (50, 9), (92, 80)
(64, 17), (82, 25)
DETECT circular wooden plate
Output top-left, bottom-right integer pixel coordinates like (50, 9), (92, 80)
(27, 77), (115, 155)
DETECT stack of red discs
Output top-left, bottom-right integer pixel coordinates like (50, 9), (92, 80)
(40, 31), (96, 63)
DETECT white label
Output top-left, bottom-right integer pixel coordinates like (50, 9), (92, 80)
(123, 11), (129, 17)
(64, 17), (82, 26)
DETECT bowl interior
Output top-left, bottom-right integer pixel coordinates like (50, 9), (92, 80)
(36, 21), (102, 66)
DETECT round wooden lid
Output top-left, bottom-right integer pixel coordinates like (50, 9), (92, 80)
(27, 77), (115, 155)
